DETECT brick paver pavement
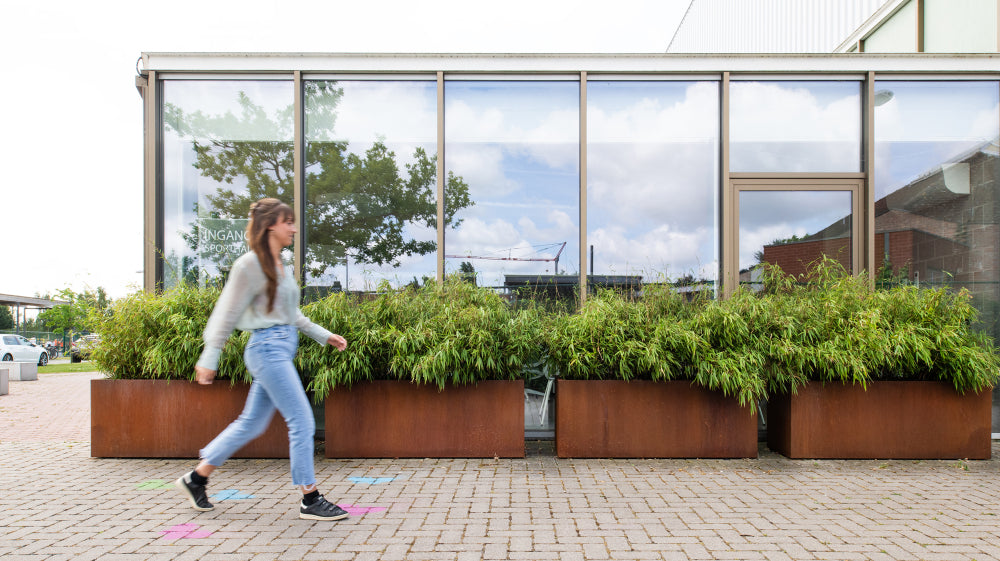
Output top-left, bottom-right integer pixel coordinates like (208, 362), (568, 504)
(2, 370), (1000, 560)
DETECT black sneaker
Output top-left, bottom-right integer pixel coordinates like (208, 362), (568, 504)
(299, 495), (349, 521)
(175, 471), (214, 512)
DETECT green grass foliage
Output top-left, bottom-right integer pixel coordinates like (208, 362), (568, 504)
(302, 278), (547, 400)
(92, 258), (999, 406)
(546, 257), (1000, 409)
(753, 258), (1000, 395)
(92, 283), (250, 383)
(545, 282), (767, 408)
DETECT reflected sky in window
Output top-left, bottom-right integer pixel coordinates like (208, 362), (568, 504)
(874, 81), (999, 201)
(161, 80), (293, 289)
(444, 81), (579, 287)
(730, 81), (861, 173)
(739, 190), (853, 272)
(304, 80), (438, 291)
(587, 81), (719, 282)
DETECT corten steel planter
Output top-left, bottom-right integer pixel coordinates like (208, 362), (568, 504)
(555, 380), (758, 458)
(767, 381), (992, 460)
(324, 380), (524, 458)
(91, 379), (289, 458)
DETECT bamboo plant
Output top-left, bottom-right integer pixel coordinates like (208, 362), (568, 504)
(300, 277), (547, 400)
(93, 257), (999, 403)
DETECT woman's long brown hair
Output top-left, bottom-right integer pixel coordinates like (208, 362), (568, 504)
(246, 198), (294, 313)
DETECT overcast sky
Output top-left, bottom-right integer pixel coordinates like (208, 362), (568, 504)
(0, 0), (690, 301)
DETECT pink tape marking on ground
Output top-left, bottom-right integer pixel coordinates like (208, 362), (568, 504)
(159, 523), (213, 540)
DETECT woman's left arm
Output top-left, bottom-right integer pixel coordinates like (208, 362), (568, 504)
(293, 309), (345, 350)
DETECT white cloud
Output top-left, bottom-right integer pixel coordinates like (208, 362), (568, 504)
(730, 82), (861, 142)
(586, 81), (720, 235)
(444, 88), (579, 198)
(588, 142), (717, 230)
(445, 144), (520, 198)
(589, 224), (713, 279)
(589, 82), (720, 142)
(335, 82), (438, 147)
(970, 103), (999, 142)
(876, 85), (998, 142)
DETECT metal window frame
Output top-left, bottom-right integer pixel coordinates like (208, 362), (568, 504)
(579, 71), (588, 302)
(726, 178), (864, 294)
(437, 71), (446, 284)
(293, 71), (304, 284)
(142, 70), (159, 292)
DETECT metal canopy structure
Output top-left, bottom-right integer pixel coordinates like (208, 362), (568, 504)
(0, 293), (68, 330)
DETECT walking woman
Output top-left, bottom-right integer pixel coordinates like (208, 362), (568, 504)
(175, 197), (350, 521)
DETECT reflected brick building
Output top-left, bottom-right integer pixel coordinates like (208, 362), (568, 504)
(763, 141), (1000, 305)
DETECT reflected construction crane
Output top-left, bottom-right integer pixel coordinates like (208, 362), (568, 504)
(446, 241), (567, 274)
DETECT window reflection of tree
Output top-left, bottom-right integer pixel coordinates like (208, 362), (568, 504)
(163, 81), (473, 286)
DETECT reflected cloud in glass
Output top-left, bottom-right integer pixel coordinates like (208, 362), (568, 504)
(161, 80), (294, 289)
(587, 81), (719, 283)
(304, 80), (445, 293)
(730, 81), (861, 173)
(874, 81), (999, 201)
(444, 81), (580, 288)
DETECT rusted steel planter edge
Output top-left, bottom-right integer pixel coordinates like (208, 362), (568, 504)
(323, 380), (525, 458)
(767, 381), (992, 460)
(90, 378), (289, 458)
(555, 379), (758, 459)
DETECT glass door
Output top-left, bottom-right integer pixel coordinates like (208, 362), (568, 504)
(726, 179), (863, 293)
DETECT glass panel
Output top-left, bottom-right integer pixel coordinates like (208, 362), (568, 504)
(863, 0), (917, 53)
(161, 80), (293, 289)
(303, 81), (439, 295)
(874, 80), (1000, 431)
(730, 81), (862, 173)
(587, 81), (719, 289)
(444, 81), (579, 297)
(924, 0), (996, 53)
(739, 190), (853, 285)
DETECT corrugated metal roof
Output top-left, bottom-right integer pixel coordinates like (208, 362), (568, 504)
(667, 0), (893, 53)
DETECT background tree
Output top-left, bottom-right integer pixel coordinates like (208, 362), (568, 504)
(37, 287), (109, 335)
(164, 81), (473, 282)
(458, 261), (477, 285)
(0, 306), (13, 330)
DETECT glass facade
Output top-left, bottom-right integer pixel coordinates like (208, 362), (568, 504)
(443, 81), (580, 289)
(303, 80), (438, 294)
(739, 190), (854, 282)
(730, 80), (862, 173)
(874, 80), (1000, 431)
(587, 81), (719, 284)
(873, 81), (1000, 324)
(161, 79), (293, 289)
(147, 55), (1000, 435)
(154, 74), (1000, 303)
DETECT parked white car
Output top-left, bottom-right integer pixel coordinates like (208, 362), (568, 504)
(0, 334), (49, 366)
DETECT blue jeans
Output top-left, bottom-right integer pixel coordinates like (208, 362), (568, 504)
(200, 324), (316, 487)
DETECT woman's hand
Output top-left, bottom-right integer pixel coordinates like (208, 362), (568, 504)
(195, 366), (217, 385)
(327, 333), (347, 352)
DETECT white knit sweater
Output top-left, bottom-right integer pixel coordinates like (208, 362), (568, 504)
(196, 252), (333, 371)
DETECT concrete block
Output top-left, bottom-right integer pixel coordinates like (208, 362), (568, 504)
(5, 362), (38, 381)
(0, 365), (7, 395)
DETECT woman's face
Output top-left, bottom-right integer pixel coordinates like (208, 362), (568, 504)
(267, 214), (297, 248)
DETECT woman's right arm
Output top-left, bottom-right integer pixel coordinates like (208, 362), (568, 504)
(195, 256), (264, 373)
